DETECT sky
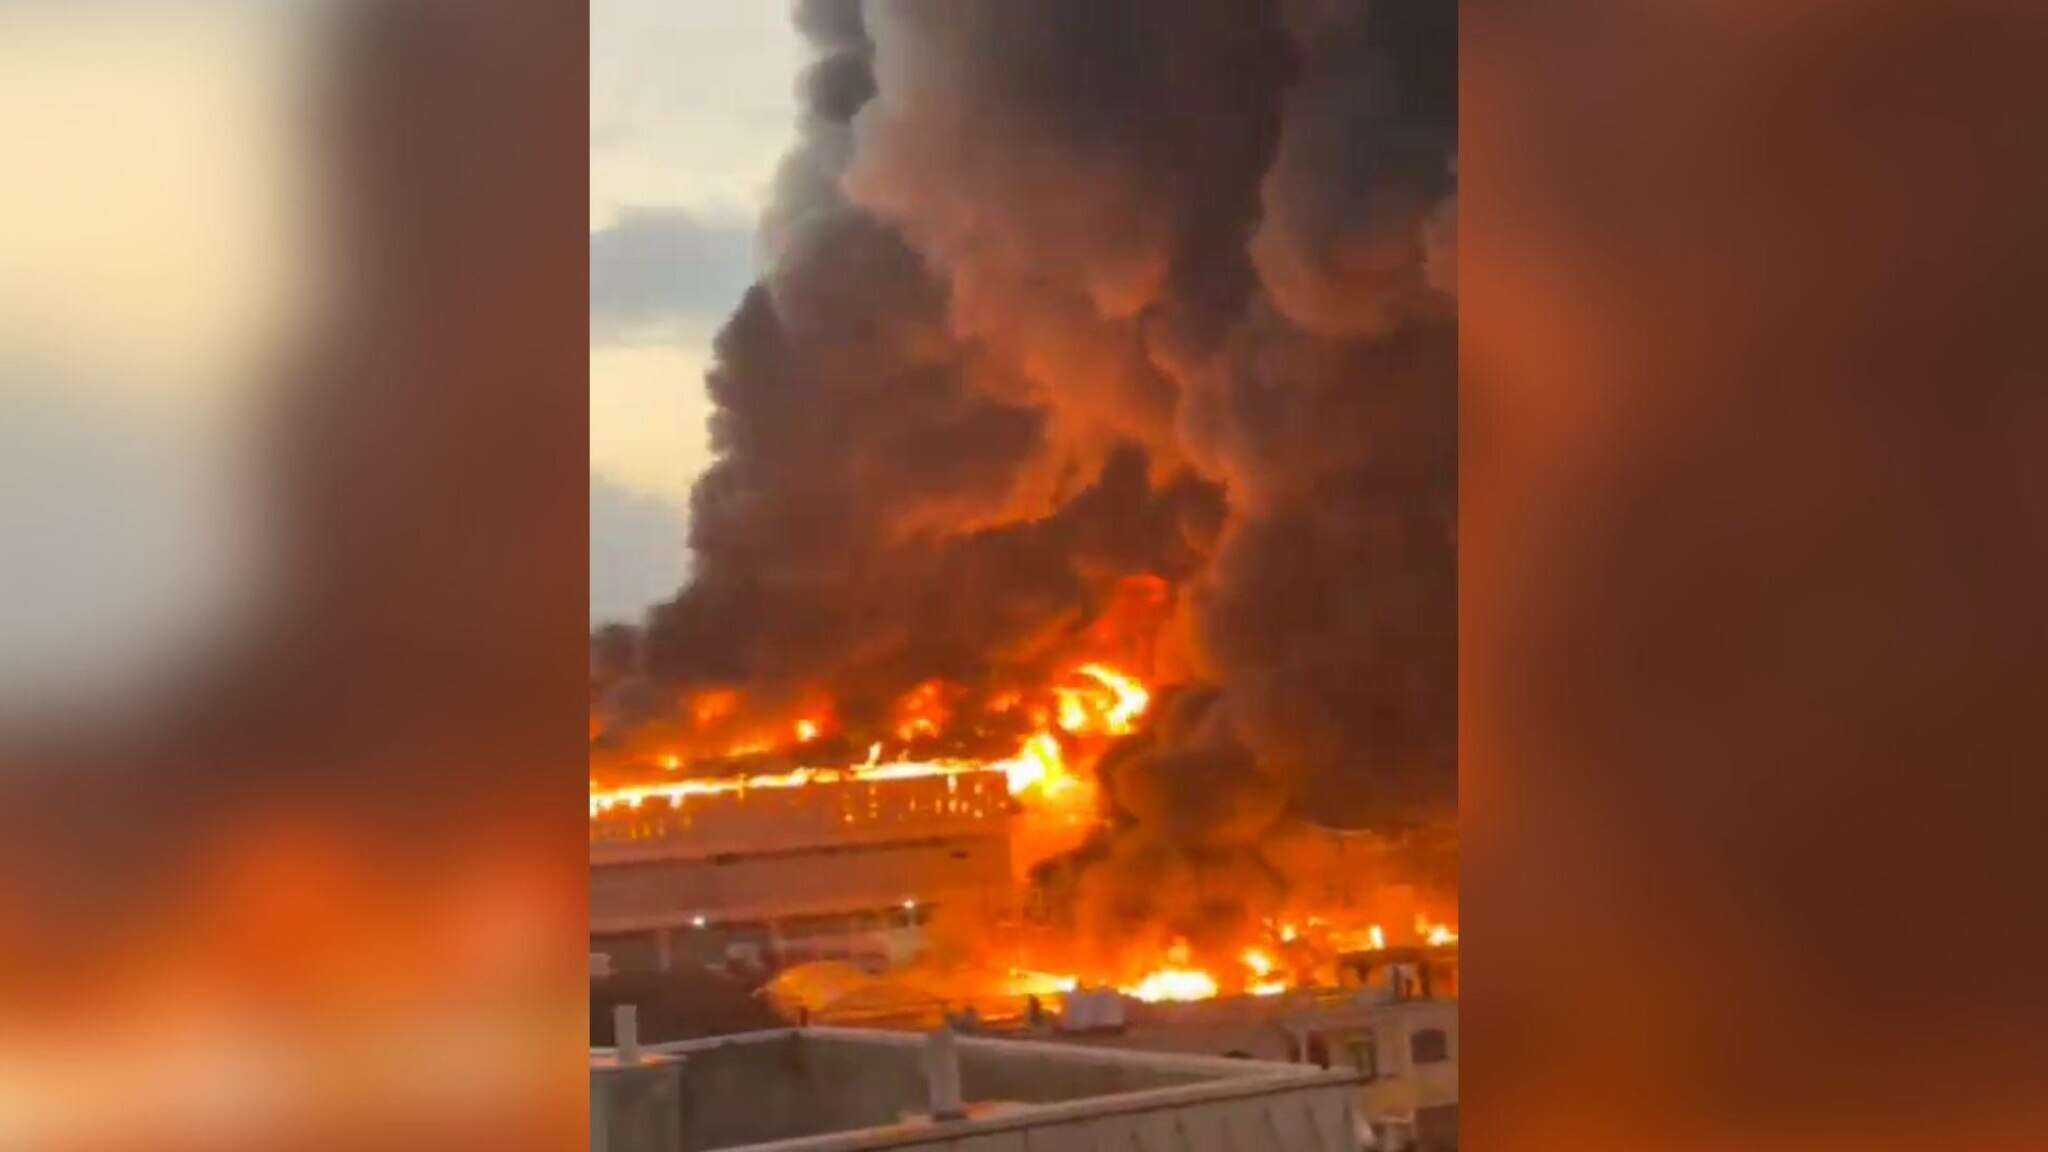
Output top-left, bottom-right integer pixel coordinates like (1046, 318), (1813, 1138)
(589, 1), (804, 625)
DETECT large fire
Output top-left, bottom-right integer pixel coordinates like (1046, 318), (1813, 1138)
(588, 661), (1135, 819)
(1044, 912), (1458, 1006)
(590, 658), (1456, 1007)
(1122, 964), (1218, 1004)
(585, 0), (1458, 1030)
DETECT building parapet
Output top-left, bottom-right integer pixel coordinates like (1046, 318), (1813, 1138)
(593, 1026), (1364, 1152)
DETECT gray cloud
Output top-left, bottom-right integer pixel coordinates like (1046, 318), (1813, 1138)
(590, 475), (691, 626)
(590, 208), (758, 341)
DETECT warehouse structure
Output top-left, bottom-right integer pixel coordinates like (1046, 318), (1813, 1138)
(591, 767), (1015, 976)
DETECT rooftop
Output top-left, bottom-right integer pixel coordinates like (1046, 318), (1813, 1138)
(591, 1026), (1362, 1152)
(591, 767), (1013, 862)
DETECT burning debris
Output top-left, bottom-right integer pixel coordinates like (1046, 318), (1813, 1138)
(595, 0), (1456, 1000)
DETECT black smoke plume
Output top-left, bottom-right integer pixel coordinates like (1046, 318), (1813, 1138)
(618, 0), (1456, 954)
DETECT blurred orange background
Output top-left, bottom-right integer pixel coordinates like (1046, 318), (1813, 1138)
(4, 2), (2045, 1149)
(0, 3), (589, 1148)
(1463, 1), (2048, 1147)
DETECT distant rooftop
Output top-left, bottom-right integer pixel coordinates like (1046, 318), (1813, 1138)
(592, 1026), (1362, 1152)
(591, 767), (1013, 861)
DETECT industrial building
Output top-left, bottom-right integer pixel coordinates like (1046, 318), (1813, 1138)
(732, 946), (1460, 1150)
(586, 749), (1454, 1147)
(1045, 995), (1455, 1148)
(1046, 955), (1459, 1151)
(591, 1024), (1365, 1152)
(591, 767), (1015, 976)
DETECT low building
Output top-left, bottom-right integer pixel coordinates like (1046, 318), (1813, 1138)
(1044, 954), (1460, 1151)
(591, 768), (1014, 976)
(720, 940), (1460, 1148)
(1032, 995), (1457, 1149)
(592, 1025), (1365, 1152)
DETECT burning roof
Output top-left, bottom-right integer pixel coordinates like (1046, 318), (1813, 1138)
(594, 0), (1457, 995)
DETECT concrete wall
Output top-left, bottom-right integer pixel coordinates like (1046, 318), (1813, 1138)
(661, 1030), (1234, 1148)
(597, 1029), (1363, 1152)
(757, 1080), (1364, 1152)
(592, 826), (1011, 935)
(1064, 1018), (1298, 1063)
(592, 1054), (684, 1152)
(597, 917), (931, 979)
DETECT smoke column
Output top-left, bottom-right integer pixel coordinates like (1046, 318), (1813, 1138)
(627, 0), (1456, 955)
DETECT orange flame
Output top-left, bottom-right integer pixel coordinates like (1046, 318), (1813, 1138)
(1053, 663), (1151, 737)
(591, 730), (1094, 819)
(1241, 947), (1288, 996)
(599, 663), (1147, 814)
(597, 662), (1460, 1014)
(1002, 732), (1071, 797)
(1118, 941), (1218, 1003)
(1002, 968), (1079, 997)
(892, 679), (956, 742)
(1415, 914), (1458, 947)
(1122, 968), (1218, 1003)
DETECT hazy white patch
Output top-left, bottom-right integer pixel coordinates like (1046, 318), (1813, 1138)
(591, 477), (691, 626)
(591, 0), (804, 228)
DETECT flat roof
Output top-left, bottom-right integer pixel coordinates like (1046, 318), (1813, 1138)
(593, 1027), (1362, 1151)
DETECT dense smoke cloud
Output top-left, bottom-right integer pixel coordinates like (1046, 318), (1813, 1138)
(621, 0), (1456, 955)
